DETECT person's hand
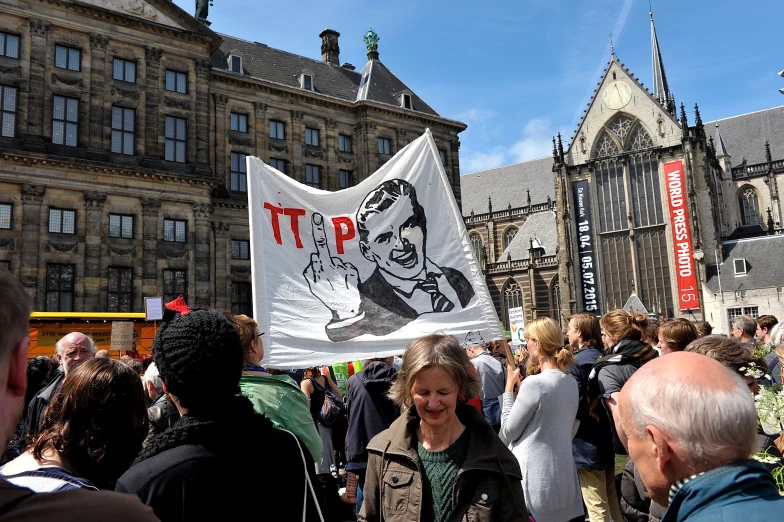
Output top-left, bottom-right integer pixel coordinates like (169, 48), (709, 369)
(303, 213), (362, 320)
(505, 363), (521, 393)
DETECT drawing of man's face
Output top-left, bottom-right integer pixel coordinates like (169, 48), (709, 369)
(359, 186), (427, 280)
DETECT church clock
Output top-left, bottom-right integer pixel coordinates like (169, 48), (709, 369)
(602, 81), (633, 110)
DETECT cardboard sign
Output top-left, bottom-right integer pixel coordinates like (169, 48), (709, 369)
(110, 321), (135, 351)
(508, 306), (525, 348)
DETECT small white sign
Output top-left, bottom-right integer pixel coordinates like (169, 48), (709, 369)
(145, 297), (164, 321)
(508, 307), (525, 348)
(111, 321), (135, 351)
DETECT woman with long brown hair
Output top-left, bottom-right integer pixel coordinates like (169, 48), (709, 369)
(500, 317), (583, 522)
(0, 358), (148, 491)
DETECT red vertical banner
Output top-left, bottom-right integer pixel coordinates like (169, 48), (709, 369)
(664, 161), (700, 311)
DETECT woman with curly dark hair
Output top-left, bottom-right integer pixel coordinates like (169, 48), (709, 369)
(0, 358), (148, 491)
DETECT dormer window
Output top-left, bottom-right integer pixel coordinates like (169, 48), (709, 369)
(229, 55), (242, 74)
(300, 73), (313, 91)
(398, 93), (412, 110)
(734, 259), (747, 275)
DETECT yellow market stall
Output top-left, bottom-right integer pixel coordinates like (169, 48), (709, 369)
(28, 312), (159, 359)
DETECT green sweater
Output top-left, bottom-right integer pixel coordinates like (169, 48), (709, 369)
(417, 429), (469, 522)
(239, 374), (323, 461)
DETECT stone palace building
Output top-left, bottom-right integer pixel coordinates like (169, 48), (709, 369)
(0, 0), (466, 315)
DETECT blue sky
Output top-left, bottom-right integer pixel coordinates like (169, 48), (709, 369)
(172, 0), (784, 174)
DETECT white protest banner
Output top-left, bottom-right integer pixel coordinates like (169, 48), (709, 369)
(508, 307), (525, 348)
(248, 130), (504, 368)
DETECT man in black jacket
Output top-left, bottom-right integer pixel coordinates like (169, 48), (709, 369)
(24, 331), (95, 438)
(115, 309), (323, 522)
(345, 357), (399, 516)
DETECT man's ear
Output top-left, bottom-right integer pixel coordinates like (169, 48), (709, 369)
(648, 425), (673, 471)
(359, 242), (374, 263)
(8, 337), (29, 398)
(161, 381), (168, 394)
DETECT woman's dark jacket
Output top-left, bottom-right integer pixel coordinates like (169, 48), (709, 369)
(567, 347), (614, 471)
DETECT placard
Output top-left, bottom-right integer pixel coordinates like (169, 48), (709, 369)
(145, 297), (164, 321)
(110, 321), (135, 351)
(508, 306), (525, 348)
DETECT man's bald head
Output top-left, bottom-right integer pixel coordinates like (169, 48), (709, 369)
(55, 332), (96, 375)
(619, 352), (757, 504)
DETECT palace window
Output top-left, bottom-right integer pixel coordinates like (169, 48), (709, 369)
(269, 158), (286, 172)
(1, 85), (17, 137)
(231, 239), (250, 260)
(111, 106), (135, 155)
(232, 282), (252, 316)
(230, 112), (248, 132)
(164, 116), (186, 163)
(163, 218), (186, 243)
(0, 32), (20, 59)
(229, 55), (242, 74)
(339, 170), (353, 190)
(439, 149), (447, 166)
(52, 95), (78, 147)
(165, 70), (187, 93)
(270, 120), (285, 140)
(230, 152), (247, 192)
(305, 165), (320, 188)
(109, 214), (134, 239)
(46, 264), (74, 312)
(107, 266), (133, 312)
(54, 45), (80, 71)
(305, 127), (319, 147)
(377, 138), (391, 155)
(48, 208), (75, 234)
(0, 203), (10, 229)
(112, 58), (136, 83)
(163, 269), (187, 303)
(338, 134), (352, 153)
(738, 186), (761, 226)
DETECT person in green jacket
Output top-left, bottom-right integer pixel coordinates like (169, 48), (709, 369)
(225, 314), (322, 462)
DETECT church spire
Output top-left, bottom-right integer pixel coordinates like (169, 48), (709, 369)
(650, 10), (675, 114)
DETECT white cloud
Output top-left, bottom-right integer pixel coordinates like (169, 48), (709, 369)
(461, 147), (507, 173)
(509, 119), (554, 163)
(456, 108), (497, 123)
(461, 118), (560, 174)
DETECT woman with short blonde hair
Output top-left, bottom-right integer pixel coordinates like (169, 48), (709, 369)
(359, 334), (527, 521)
(500, 317), (583, 522)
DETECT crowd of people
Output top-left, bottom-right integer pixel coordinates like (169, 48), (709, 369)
(0, 265), (783, 521)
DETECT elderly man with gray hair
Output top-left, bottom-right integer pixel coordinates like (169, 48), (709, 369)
(731, 315), (756, 344)
(617, 351), (784, 521)
(142, 362), (179, 447)
(24, 331), (95, 438)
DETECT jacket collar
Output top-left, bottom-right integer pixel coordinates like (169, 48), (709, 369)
(663, 459), (780, 521)
(367, 402), (522, 479)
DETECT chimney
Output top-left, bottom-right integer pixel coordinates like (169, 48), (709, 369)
(319, 29), (340, 66)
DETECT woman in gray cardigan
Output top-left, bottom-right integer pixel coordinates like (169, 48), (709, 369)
(499, 317), (584, 522)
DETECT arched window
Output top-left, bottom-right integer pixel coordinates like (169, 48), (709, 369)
(549, 276), (562, 327)
(502, 279), (523, 331)
(502, 226), (518, 250)
(469, 233), (484, 266)
(738, 186), (761, 226)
